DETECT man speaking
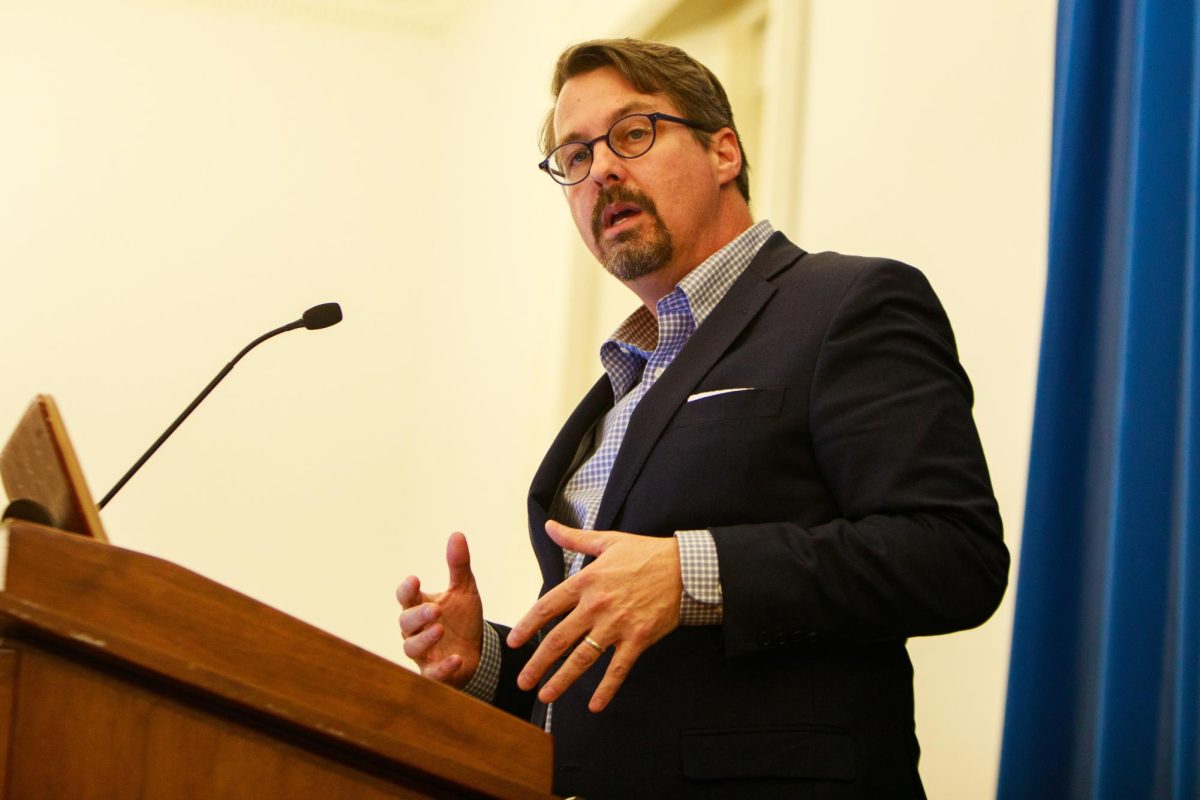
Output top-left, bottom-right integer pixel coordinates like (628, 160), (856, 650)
(397, 38), (1008, 799)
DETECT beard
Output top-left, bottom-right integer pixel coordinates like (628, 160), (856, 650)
(590, 186), (675, 281)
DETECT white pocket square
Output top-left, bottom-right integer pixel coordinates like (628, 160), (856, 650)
(686, 387), (755, 403)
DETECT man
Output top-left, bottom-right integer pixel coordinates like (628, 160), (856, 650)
(397, 38), (1008, 799)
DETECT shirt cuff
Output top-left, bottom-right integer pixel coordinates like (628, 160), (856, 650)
(461, 623), (501, 702)
(675, 529), (723, 625)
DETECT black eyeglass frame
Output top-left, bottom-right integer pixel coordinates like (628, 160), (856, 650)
(538, 112), (712, 186)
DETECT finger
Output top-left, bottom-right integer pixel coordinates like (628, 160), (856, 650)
(515, 608), (590, 690)
(422, 654), (463, 683)
(445, 532), (474, 589)
(537, 634), (608, 704)
(507, 579), (581, 648)
(587, 641), (639, 712)
(398, 602), (440, 638)
(395, 575), (427, 609)
(402, 622), (444, 660)
(544, 520), (607, 557)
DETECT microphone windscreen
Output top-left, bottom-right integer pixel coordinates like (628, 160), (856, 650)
(3, 498), (56, 527)
(302, 302), (343, 330)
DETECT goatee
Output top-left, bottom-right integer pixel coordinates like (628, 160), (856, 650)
(591, 186), (674, 281)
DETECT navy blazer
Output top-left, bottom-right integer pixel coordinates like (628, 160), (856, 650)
(494, 232), (1008, 799)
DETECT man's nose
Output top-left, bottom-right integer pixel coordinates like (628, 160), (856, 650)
(589, 140), (627, 186)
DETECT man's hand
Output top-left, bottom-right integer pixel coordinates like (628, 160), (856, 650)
(507, 520), (682, 713)
(396, 532), (484, 689)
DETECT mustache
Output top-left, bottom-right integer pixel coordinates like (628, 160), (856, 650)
(591, 186), (661, 240)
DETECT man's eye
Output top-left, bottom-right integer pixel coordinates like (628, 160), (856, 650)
(555, 147), (588, 171)
(615, 125), (652, 151)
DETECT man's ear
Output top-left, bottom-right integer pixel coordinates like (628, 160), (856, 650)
(711, 127), (743, 188)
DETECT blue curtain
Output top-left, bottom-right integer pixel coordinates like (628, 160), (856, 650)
(998, 0), (1200, 798)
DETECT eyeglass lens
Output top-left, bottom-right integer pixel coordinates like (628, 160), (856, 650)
(549, 115), (658, 185)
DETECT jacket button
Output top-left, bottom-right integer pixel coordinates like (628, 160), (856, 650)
(757, 631), (774, 648)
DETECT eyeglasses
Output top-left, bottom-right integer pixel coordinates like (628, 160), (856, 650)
(538, 112), (710, 186)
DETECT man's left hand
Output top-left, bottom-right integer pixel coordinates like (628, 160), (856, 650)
(507, 520), (682, 712)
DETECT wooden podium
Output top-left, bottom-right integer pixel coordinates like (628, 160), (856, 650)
(0, 399), (554, 799)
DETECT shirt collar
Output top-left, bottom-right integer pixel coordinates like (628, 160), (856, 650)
(606, 218), (776, 356)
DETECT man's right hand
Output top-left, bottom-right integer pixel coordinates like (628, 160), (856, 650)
(396, 531), (483, 688)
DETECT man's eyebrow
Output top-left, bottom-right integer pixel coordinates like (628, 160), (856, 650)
(556, 100), (660, 148)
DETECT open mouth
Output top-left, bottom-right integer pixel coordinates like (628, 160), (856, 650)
(604, 203), (643, 231)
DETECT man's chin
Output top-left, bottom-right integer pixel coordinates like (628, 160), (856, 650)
(596, 221), (674, 281)
(602, 246), (669, 281)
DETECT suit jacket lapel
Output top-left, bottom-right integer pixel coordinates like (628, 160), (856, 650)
(593, 232), (805, 532)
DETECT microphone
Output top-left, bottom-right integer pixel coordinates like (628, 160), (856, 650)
(302, 302), (342, 330)
(97, 302), (343, 510)
(2, 498), (56, 527)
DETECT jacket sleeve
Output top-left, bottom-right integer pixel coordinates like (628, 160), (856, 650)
(710, 259), (1009, 657)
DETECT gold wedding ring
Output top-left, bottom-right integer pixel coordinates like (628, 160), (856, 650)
(583, 635), (604, 653)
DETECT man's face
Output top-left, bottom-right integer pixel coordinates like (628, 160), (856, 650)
(552, 67), (724, 283)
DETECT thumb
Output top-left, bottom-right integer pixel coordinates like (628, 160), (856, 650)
(545, 520), (607, 556)
(445, 531), (475, 589)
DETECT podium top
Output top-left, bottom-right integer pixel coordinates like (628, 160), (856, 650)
(0, 521), (554, 799)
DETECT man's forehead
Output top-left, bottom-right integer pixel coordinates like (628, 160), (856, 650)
(552, 69), (670, 145)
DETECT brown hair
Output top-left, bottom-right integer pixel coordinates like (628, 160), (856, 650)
(541, 38), (751, 202)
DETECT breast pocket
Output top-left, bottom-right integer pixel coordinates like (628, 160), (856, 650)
(673, 387), (785, 427)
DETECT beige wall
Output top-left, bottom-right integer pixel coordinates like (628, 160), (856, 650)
(0, 1), (1054, 796)
(795, 5), (1054, 796)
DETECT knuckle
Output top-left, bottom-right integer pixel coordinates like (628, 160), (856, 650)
(542, 631), (570, 652)
(607, 659), (631, 680)
(570, 645), (597, 665)
(412, 626), (440, 650)
(399, 611), (426, 637)
(396, 578), (420, 604)
(585, 591), (612, 613)
(629, 622), (654, 645)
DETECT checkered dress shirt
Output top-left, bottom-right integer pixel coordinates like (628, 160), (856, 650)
(463, 220), (776, 709)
